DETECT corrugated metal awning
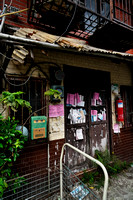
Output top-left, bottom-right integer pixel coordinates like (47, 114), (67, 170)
(0, 28), (133, 64)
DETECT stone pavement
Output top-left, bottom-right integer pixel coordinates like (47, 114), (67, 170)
(95, 166), (133, 200)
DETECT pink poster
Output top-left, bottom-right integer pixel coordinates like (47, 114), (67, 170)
(49, 104), (64, 118)
(69, 94), (75, 105)
(66, 93), (81, 105)
(57, 104), (64, 116)
(93, 92), (99, 100)
(91, 110), (97, 115)
(75, 93), (81, 104)
(66, 93), (75, 105)
(66, 93), (70, 104)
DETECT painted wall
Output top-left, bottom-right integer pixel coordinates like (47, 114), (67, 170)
(6, 49), (132, 85)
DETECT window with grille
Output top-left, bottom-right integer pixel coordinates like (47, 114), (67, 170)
(28, 0), (110, 39)
(114, 0), (133, 26)
(7, 77), (46, 140)
(120, 86), (133, 128)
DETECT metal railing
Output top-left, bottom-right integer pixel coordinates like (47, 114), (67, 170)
(3, 144), (108, 199)
(60, 143), (109, 200)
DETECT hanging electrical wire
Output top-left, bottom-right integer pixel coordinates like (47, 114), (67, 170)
(0, 8), (29, 18)
(0, 51), (13, 60)
(0, 61), (52, 87)
(8, 0), (13, 8)
(54, 0), (78, 43)
(3, 68), (39, 86)
(0, 0), (12, 15)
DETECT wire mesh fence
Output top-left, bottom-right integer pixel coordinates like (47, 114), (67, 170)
(3, 161), (100, 200)
(61, 164), (100, 200)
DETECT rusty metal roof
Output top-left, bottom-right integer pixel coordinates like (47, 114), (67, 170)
(10, 28), (133, 63)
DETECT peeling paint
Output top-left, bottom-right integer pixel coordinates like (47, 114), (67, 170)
(55, 143), (59, 151)
(90, 123), (108, 156)
(65, 126), (88, 169)
(54, 160), (56, 166)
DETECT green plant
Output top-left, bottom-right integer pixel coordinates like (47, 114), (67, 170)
(0, 116), (27, 197)
(8, 173), (27, 194)
(0, 91), (32, 113)
(95, 150), (129, 176)
(0, 91), (31, 198)
(82, 170), (97, 185)
(44, 89), (61, 100)
(0, 88), (61, 197)
(82, 149), (130, 190)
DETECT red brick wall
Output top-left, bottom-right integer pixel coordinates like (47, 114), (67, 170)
(1, 1), (132, 32)
(49, 139), (65, 168)
(13, 142), (48, 175)
(13, 139), (65, 176)
(0, 0), (40, 29)
(113, 127), (133, 163)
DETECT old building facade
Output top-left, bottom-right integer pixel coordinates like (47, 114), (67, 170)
(0, 0), (133, 198)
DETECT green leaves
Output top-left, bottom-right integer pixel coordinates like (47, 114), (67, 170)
(0, 159), (5, 167)
(0, 115), (28, 197)
(0, 178), (8, 198)
(0, 90), (31, 198)
(82, 150), (130, 190)
(44, 89), (61, 100)
(0, 91), (32, 113)
(0, 177), (8, 198)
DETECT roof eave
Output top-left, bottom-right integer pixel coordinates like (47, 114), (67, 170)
(0, 33), (133, 62)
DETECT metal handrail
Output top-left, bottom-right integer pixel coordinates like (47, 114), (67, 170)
(60, 143), (109, 200)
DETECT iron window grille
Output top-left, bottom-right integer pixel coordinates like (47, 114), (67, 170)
(28, 0), (111, 40)
(113, 0), (133, 27)
(7, 76), (46, 141)
(28, 0), (133, 40)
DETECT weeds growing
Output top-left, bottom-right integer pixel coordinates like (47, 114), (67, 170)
(82, 150), (131, 189)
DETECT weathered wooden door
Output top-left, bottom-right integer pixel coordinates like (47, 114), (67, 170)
(89, 90), (110, 157)
(64, 66), (111, 170)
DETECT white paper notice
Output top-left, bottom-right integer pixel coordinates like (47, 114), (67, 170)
(113, 123), (120, 133)
(76, 129), (83, 140)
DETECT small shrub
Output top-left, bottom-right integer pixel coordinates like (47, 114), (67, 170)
(0, 91), (31, 198)
(0, 115), (27, 197)
(82, 149), (130, 189)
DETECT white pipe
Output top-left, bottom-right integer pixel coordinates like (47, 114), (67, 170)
(48, 143), (50, 193)
(0, 32), (62, 49)
(0, 5), (7, 32)
(3, 0), (5, 10)
(60, 143), (109, 200)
